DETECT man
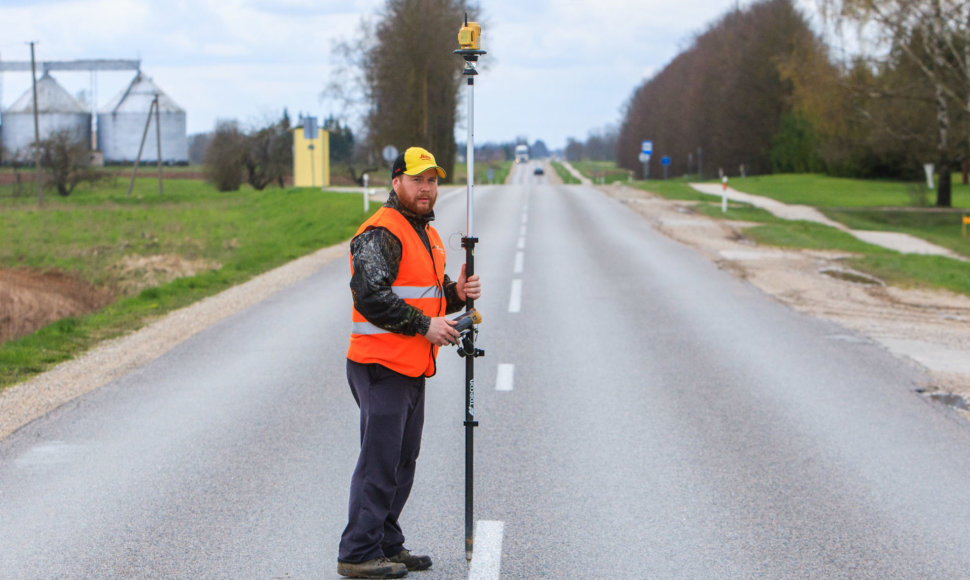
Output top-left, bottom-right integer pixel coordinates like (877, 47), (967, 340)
(338, 146), (482, 579)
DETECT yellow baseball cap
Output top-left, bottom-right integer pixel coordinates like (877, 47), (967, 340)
(392, 146), (447, 179)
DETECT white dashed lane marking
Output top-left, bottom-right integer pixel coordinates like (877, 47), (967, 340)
(496, 364), (514, 391)
(468, 520), (504, 580)
(508, 280), (522, 313)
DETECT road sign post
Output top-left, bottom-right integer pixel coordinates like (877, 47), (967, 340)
(640, 140), (653, 180)
(722, 176), (728, 213)
(382, 145), (399, 176)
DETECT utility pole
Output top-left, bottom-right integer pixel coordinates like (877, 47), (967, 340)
(155, 93), (163, 195)
(127, 95), (158, 197)
(28, 41), (42, 205)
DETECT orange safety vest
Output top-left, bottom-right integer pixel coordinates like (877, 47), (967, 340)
(347, 207), (446, 377)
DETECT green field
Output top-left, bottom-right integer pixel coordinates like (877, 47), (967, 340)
(0, 178), (375, 389)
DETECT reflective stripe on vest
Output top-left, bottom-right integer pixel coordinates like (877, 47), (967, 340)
(392, 285), (443, 300)
(347, 207), (446, 377)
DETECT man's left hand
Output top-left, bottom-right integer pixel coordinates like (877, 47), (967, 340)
(456, 264), (481, 301)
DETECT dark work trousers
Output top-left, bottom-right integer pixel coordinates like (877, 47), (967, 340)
(339, 359), (426, 564)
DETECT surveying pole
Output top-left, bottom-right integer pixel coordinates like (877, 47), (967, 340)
(455, 14), (486, 562)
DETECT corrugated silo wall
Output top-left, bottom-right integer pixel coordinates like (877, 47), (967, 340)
(1, 113), (92, 160)
(98, 112), (188, 163)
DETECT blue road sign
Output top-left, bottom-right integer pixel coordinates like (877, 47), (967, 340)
(642, 140), (653, 155)
(661, 156), (670, 166)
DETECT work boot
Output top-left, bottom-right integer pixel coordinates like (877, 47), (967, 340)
(336, 557), (408, 578)
(387, 548), (432, 571)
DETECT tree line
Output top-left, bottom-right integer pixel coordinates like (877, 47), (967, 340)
(616, 0), (969, 207)
(617, 0), (821, 183)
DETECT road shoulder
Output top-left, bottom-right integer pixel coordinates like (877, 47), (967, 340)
(601, 183), (970, 417)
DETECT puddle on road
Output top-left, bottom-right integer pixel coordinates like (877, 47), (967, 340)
(819, 267), (884, 286)
(916, 389), (970, 411)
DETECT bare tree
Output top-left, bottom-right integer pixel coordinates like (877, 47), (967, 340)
(819, 0), (969, 205)
(33, 129), (104, 197)
(243, 119), (292, 191)
(326, 0), (481, 180)
(204, 120), (247, 192)
(564, 138), (584, 162)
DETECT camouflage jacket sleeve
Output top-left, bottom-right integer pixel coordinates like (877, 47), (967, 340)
(350, 226), (431, 336)
(443, 274), (465, 315)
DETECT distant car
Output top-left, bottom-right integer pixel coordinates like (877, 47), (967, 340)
(533, 167), (544, 175)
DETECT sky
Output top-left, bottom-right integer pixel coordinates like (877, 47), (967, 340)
(0, 0), (822, 152)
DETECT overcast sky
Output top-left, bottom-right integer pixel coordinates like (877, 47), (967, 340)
(0, 0), (821, 151)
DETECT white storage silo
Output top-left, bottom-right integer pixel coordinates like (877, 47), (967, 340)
(97, 72), (187, 163)
(1, 72), (92, 160)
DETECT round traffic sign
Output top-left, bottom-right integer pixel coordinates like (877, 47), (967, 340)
(382, 145), (399, 163)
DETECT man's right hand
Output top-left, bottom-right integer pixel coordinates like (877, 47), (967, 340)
(424, 316), (460, 346)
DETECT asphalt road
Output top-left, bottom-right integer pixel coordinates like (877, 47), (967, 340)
(3, 162), (970, 578)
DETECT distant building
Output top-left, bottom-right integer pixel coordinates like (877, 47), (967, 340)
(1, 72), (91, 161)
(97, 72), (187, 163)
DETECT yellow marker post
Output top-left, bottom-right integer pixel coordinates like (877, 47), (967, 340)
(962, 215), (969, 237)
(292, 127), (330, 188)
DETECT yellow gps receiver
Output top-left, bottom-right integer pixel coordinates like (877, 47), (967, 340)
(457, 18), (481, 50)
(453, 308), (482, 333)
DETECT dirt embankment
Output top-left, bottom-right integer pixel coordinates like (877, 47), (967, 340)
(0, 254), (219, 344)
(0, 269), (113, 343)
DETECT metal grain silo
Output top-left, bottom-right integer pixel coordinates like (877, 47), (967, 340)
(97, 72), (187, 163)
(1, 72), (91, 160)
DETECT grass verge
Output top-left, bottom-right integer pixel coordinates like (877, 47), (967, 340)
(550, 162), (581, 184)
(688, 200), (970, 297)
(0, 179), (374, 389)
(727, 172), (970, 208)
(453, 160), (513, 186)
(570, 160), (633, 184)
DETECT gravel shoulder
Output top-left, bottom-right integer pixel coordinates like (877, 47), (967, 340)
(602, 183), (970, 417)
